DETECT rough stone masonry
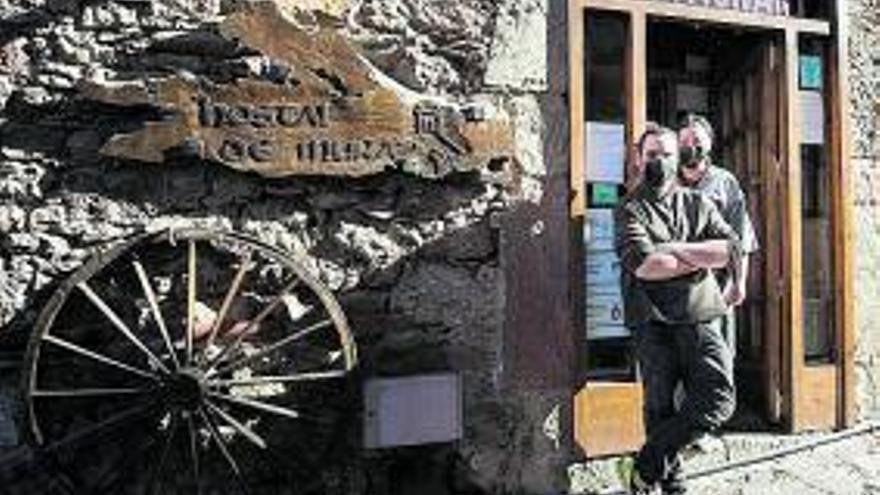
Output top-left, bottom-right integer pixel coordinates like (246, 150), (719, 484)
(1, 0), (879, 493)
(849, 0), (880, 421)
(0, 0), (560, 493)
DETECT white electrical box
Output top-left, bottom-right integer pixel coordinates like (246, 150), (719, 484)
(363, 373), (462, 449)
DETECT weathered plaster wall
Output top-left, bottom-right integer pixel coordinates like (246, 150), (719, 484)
(849, 0), (880, 420)
(0, 0), (564, 493)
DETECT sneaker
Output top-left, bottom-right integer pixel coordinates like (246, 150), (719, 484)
(682, 433), (725, 460)
(615, 456), (653, 494)
(660, 479), (687, 495)
(660, 460), (686, 495)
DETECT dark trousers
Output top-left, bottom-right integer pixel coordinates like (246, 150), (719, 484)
(720, 307), (737, 359)
(634, 319), (736, 490)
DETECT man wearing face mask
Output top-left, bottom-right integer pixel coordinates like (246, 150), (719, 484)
(614, 124), (743, 495)
(678, 114), (759, 358)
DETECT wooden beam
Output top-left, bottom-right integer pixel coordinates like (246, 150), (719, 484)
(626, 7), (648, 160)
(579, 0), (830, 35)
(760, 40), (784, 424)
(570, 0), (586, 219)
(782, 27), (804, 431)
(569, 0), (588, 387)
(830, 0), (857, 428)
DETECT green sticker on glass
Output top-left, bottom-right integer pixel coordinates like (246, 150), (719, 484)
(591, 183), (619, 206)
(799, 55), (822, 90)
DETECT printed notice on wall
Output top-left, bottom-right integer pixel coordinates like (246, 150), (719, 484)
(586, 249), (620, 287)
(585, 208), (629, 340)
(585, 122), (625, 184)
(801, 91), (825, 145)
(585, 208), (616, 251)
(586, 284), (628, 340)
(799, 55), (823, 90)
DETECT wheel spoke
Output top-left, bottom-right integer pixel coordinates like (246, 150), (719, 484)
(198, 407), (249, 493)
(41, 401), (154, 450)
(42, 334), (159, 381)
(205, 253), (252, 352)
(207, 277), (301, 369)
(187, 415), (201, 495)
(147, 415), (178, 495)
(207, 369), (347, 387)
(204, 400), (267, 450)
(32, 387), (147, 398)
(186, 240), (197, 366)
(210, 319), (332, 377)
(208, 392), (301, 421)
(133, 260), (180, 370)
(77, 281), (170, 374)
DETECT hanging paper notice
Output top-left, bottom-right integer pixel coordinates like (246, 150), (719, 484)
(585, 121), (626, 184)
(590, 182), (621, 207)
(799, 55), (823, 90)
(584, 207), (628, 340)
(585, 208), (616, 251)
(586, 288), (629, 340)
(586, 249), (621, 287)
(801, 91), (825, 145)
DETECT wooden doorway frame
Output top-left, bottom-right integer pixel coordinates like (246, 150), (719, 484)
(570, 0), (855, 457)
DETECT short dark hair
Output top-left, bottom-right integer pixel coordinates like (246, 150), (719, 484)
(637, 122), (677, 153)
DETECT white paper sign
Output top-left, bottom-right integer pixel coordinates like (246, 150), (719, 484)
(585, 122), (626, 184)
(585, 208), (616, 251)
(801, 91), (825, 145)
(586, 291), (629, 340)
(586, 249), (621, 288)
(584, 209), (629, 339)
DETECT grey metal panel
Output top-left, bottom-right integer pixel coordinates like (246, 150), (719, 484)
(363, 373), (462, 449)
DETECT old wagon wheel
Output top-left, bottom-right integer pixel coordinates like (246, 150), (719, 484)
(21, 228), (358, 495)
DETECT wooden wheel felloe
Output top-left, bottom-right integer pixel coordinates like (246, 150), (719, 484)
(22, 228), (358, 494)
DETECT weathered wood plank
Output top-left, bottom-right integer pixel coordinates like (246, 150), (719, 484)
(83, 2), (517, 182)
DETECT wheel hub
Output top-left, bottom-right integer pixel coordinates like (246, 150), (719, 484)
(163, 368), (206, 410)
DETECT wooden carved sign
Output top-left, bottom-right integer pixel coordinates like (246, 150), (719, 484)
(83, 2), (516, 181)
(652, 0), (790, 16)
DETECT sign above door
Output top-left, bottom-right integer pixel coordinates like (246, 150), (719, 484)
(651, 0), (790, 17)
(79, 2), (517, 182)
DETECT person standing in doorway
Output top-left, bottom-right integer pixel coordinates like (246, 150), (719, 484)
(678, 114), (759, 357)
(615, 124), (743, 495)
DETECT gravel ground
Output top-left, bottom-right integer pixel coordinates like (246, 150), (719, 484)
(570, 424), (880, 495)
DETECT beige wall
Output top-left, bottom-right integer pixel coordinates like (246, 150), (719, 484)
(848, 0), (880, 419)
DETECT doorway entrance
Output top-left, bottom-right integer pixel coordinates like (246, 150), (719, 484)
(645, 21), (782, 431)
(570, 0), (854, 459)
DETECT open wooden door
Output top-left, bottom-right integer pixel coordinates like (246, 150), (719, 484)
(716, 36), (787, 425)
(719, 29), (853, 432)
(779, 28), (852, 432)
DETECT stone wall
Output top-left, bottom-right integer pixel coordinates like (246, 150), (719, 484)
(849, 0), (880, 420)
(0, 0), (565, 494)
(5, 0), (875, 492)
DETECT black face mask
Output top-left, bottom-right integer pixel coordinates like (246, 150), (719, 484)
(644, 157), (677, 189)
(680, 145), (705, 169)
